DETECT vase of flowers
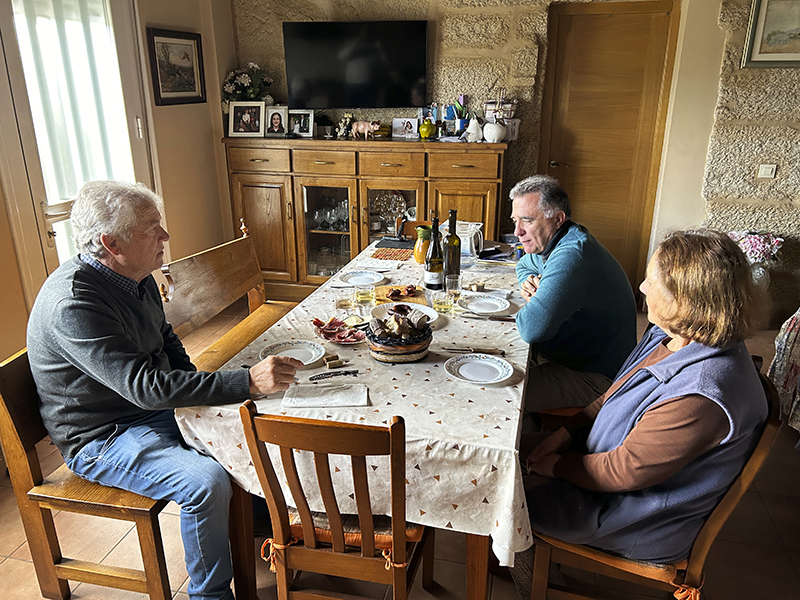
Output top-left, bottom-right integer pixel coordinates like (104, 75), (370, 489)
(728, 230), (784, 290)
(221, 62), (273, 114)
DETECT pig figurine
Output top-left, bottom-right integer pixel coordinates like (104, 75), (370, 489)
(350, 120), (381, 139)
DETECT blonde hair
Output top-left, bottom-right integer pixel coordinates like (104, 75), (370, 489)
(655, 230), (762, 348)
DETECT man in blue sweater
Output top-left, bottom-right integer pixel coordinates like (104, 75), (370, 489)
(27, 180), (302, 600)
(511, 175), (636, 412)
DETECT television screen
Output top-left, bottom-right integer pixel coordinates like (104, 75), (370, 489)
(283, 21), (427, 110)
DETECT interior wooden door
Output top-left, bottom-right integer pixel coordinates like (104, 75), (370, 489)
(230, 173), (297, 282)
(428, 180), (498, 240)
(539, 1), (679, 287)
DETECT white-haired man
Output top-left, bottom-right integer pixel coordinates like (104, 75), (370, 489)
(511, 175), (637, 413)
(27, 180), (302, 600)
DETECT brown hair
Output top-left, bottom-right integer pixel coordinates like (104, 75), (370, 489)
(655, 230), (763, 348)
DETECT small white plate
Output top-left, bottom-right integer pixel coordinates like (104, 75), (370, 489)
(371, 302), (439, 324)
(444, 354), (513, 385)
(337, 270), (385, 286)
(259, 340), (325, 367)
(458, 294), (511, 315)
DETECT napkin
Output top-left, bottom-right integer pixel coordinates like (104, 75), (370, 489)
(356, 258), (403, 271)
(281, 383), (369, 408)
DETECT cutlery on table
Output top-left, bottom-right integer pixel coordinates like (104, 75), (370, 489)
(309, 370), (359, 381)
(442, 347), (506, 356)
(460, 312), (516, 322)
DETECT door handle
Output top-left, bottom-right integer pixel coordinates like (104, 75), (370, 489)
(362, 206), (368, 225)
(351, 205), (357, 224)
(287, 201), (292, 220)
(549, 160), (571, 168)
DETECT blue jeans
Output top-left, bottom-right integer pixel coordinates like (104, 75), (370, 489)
(66, 411), (235, 600)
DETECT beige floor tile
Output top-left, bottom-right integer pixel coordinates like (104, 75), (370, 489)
(50, 510), (134, 563)
(98, 510), (189, 593)
(0, 556), (69, 600)
(716, 490), (787, 549)
(702, 539), (800, 600)
(0, 484), (27, 557)
(409, 557), (466, 600)
(761, 492), (800, 552)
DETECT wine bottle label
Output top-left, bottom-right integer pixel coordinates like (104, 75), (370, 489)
(423, 270), (443, 285)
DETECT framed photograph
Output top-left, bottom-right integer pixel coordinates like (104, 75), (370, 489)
(392, 118), (418, 138)
(266, 106), (288, 136)
(228, 101), (265, 137)
(288, 109), (314, 137)
(742, 0), (800, 68)
(146, 28), (206, 106)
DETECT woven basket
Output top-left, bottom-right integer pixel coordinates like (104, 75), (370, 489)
(365, 326), (432, 363)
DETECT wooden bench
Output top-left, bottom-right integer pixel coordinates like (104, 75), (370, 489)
(160, 227), (295, 372)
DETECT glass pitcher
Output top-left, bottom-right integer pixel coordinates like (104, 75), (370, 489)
(440, 221), (484, 268)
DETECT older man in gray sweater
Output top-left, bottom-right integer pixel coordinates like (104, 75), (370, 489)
(27, 180), (301, 600)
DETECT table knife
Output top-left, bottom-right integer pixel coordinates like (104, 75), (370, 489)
(442, 347), (506, 356)
(309, 370), (359, 381)
(460, 313), (516, 322)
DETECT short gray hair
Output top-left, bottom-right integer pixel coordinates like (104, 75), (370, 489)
(509, 175), (571, 219)
(71, 180), (164, 258)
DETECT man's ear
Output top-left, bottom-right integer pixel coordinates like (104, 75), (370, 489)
(100, 233), (122, 257)
(555, 210), (567, 228)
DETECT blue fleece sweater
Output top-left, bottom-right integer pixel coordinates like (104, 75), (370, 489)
(515, 223), (636, 378)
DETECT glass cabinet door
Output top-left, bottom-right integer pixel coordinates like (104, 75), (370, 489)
(295, 177), (359, 282)
(359, 180), (426, 249)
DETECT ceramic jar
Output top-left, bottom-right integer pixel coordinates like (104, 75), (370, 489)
(466, 118), (483, 142)
(414, 225), (432, 264)
(419, 118), (435, 139)
(483, 120), (506, 143)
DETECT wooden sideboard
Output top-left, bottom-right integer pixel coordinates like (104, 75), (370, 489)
(222, 137), (507, 301)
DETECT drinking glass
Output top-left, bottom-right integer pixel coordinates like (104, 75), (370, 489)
(432, 290), (453, 313)
(445, 275), (462, 303)
(353, 285), (375, 306)
(333, 288), (353, 315)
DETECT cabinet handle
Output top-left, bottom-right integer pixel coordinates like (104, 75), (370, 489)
(362, 207), (368, 225)
(314, 160), (335, 165)
(380, 162), (403, 167)
(250, 158), (269, 163)
(451, 164), (475, 168)
(287, 201), (292, 220)
(351, 205), (357, 224)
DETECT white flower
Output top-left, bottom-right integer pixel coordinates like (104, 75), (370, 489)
(223, 83), (235, 93)
(246, 61), (259, 70)
(235, 73), (251, 86)
(221, 99), (230, 114)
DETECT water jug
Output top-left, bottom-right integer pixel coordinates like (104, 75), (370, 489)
(440, 220), (484, 268)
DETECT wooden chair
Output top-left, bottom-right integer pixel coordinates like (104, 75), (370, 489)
(527, 371), (781, 600)
(239, 401), (435, 600)
(0, 349), (171, 600)
(394, 217), (432, 238)
(160, 223), (295, 371)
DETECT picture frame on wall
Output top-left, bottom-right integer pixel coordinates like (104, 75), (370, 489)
(146, 28), (206, 106)
(266, 106), (288, 136)
(742, 0), (800, 68)
(288, 109), (314, 137)
(228, 101), (266, 137)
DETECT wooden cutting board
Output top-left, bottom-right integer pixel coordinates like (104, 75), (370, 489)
(374, 285), (428, 305)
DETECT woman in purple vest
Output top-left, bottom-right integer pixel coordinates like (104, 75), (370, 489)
(511, 230), (768, 597)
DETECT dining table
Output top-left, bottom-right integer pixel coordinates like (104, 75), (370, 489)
(174, 243), (534, 600)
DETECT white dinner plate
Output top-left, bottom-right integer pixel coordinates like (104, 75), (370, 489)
(336, 270), (385, 286)
(371, 302), (439, 324)
(457, 294), (511, 315)
(444, 354), (514, 385)
(259, 340), (325, 367)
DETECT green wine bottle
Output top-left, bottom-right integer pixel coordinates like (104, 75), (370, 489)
(443, 209), (461, 277)
(424, 217), (444, 290)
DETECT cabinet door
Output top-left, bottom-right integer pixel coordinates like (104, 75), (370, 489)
(230, 173), (297, 282)
(294, 176), (359, 284)
(358, 179), (426, 250)
(428, 180), (498, 240)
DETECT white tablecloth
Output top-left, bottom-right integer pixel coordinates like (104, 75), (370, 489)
(175, 250), (533, 564)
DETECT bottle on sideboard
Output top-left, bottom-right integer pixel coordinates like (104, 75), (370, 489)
(423, 216), (443, 290)
(443, 209), (461, 278)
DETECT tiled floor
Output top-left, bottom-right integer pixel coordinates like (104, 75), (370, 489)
(2, 310), (798, 600)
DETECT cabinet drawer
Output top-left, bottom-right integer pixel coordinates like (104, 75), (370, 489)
(359, 152), (424, 177)
(228, 148), (290, 173)
(428, 152), (499, 179)
(294, 150), (356, 175)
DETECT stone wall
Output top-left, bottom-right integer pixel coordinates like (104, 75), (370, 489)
(702, 0), (800, 326)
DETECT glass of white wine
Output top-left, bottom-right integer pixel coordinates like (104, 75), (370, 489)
(353, 284), (376, 306)
(432, 290), (453, 313)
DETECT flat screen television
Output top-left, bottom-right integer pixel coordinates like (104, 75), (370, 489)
(282, 21), (427, 110)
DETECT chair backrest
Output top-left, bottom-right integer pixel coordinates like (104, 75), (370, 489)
(682, 371), (781, 586)
(239, 401), (407, 561)
(161, 232), (265, 339)
(0, 349), (48, 493)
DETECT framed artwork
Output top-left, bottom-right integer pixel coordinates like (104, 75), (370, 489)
(742, 0), (800, 68)
(228, 101), (265, 137)
(392, 118), (418, 138)
(266, 106), (288, 136)
(288, 109), (314, 137)
(146, 28), (206, 106)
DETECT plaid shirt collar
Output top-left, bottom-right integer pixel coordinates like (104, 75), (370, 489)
(79, 253), (146, 299)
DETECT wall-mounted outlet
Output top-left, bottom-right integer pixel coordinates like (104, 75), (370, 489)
(757, 164), (777, 179)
